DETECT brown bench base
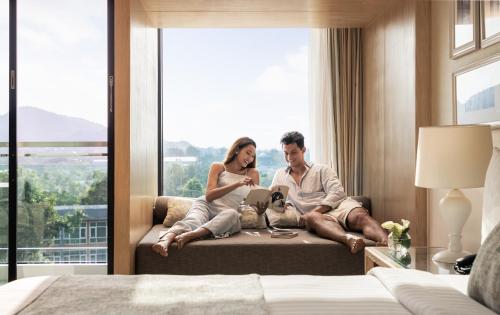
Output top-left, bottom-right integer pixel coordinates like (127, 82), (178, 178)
(136, 224), (374, 275)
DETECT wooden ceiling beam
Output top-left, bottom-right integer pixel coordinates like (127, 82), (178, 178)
(140, 0), (398, 28)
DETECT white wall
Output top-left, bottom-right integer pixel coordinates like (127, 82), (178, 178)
(430, 1), (500, 252)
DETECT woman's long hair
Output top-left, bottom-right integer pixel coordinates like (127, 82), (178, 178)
(223, 137), (257, 168)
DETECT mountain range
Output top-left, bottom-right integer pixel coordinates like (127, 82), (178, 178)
(0, 107), (107, 142)
(0, 107), (222, 151)
(0, 107), (249, 155)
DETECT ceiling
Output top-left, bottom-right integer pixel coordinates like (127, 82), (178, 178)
(140, 0), (399, 28)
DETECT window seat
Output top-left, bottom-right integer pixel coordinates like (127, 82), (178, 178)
(135, 196), (375, 275)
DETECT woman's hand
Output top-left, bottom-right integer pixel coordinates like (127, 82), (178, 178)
(238, 176), (255, 187)
(253, 201), (269, 215)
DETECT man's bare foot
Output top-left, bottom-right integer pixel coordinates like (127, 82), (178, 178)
(346, 237), (365, 254)
(175, 232), (197, 249)
(152, 240), (170, 257)
(376, 239), (388, 247)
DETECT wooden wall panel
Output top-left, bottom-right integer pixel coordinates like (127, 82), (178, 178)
(114, 0), (158, 274)
(129, 0), (158, 274)
(362, 0), (430, 246)
(114, 0), (132, 275)
(362, 25), (385, 223)
(383, 1), (415, 241)
(414, 0), (431, 248)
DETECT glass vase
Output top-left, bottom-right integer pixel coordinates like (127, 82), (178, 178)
(387, 231), (411, 255)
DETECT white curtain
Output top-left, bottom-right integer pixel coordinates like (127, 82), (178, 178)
(309, 29), (337, 170)
(309, 28), (362, 196)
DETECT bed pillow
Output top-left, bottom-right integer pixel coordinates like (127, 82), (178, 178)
(162, 197), (267, 229)
(266, 207), (300, 227)
(481, 147), (500, 243)
(468, 222), (500, 313)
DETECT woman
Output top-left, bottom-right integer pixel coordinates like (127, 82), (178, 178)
(152, 137), (265, 257)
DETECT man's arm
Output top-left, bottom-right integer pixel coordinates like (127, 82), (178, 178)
(318, 166), (346, 210)
(298, 166), (346, 226)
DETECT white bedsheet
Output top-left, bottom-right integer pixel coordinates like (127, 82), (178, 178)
(435, 274), (469, 295)
(369, 268), (494, 315)
(0, 276), (58, 315)
(0, 270), (491, 315)
(260, 275), (411, 315)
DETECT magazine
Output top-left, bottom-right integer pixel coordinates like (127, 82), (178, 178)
(269, 227), (298, 239)
(244, 185), (289, 212)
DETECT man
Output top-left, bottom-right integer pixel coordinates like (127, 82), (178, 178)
(271, 131), (387, 254)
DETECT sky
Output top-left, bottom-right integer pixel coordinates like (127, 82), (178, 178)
(0, 0), (108, 126)
(1, 0), (9, 118)
(1, 2), (310, 150)
(163, 29), (309, 150)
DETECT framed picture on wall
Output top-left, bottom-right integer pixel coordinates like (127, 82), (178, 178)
(450, 0), (480, 59)
(480, 0), (500, 48)
(453, 54), (500, 128)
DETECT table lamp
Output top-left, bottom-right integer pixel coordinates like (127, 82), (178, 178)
(415, 125), (492, 263)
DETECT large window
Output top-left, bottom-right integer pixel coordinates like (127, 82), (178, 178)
(6, 0), (110, 278)
(0, 0), (9, 284)
(162, 29), (310, 196)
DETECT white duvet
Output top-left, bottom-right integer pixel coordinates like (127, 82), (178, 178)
(0, 268), (495, 315)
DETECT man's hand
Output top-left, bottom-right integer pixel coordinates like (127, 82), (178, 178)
(273, 203), (289, 214)
(312, 205), (331, 214)
(299, 212), (313, 228)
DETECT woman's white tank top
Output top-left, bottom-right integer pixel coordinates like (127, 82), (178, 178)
(210, 170), (251, 211)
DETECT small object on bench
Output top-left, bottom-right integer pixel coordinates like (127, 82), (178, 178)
(269, 227), (298, 239)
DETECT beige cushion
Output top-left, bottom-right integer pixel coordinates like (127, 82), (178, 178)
(468, 222), (500, 313)
(162, 196), (266, 229)
(481, 147), (500, 243)
(162, 197), (194, 227)
(266, 207), (300, 227)
(239, 207), (267, 229)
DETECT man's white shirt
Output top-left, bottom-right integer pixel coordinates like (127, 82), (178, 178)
(271, 163), (346, 214)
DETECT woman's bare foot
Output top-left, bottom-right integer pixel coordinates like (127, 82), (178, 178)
(152, 232), (176, 257)
(175, 232), (197, 249)
(152, 240), (171, 257)
(346, 237), (366, 254)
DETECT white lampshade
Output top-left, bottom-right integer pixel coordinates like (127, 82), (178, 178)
(415, 125), (493, 189)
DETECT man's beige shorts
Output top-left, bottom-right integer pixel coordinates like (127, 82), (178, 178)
(324, 197), (365, 231)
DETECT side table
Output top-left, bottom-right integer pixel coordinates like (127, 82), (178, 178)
(364, 246), (459, 275)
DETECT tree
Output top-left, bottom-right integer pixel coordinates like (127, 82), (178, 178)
(164, 163), (186, 195)
(185, 145), (200, 156)
(16, 169), (84, 263)
(80, 171), (107, 205)
(181, 177), (204, 198)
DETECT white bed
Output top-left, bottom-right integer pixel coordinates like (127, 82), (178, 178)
(0, 268), (494, 315)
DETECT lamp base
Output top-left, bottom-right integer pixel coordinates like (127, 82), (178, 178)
(432, 249), (471, 264)
(436, 189), (472, 264)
